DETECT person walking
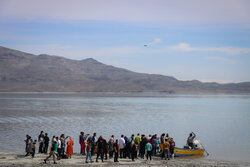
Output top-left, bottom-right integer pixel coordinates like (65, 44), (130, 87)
(44, 141), (57, 164)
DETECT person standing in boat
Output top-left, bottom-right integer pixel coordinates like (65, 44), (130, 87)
(187, 132), (196, 149)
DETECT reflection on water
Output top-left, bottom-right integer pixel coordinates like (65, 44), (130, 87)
(0, 93), (249, 162)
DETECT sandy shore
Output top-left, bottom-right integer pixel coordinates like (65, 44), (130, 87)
(0, 153), (250, 167)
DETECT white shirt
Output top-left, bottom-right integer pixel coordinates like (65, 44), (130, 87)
(119, 138), (125, 149)
(57, 140), (61, 148)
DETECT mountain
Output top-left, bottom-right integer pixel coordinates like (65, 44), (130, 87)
(0, 46), (250, 93)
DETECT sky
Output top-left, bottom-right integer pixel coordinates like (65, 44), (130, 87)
(0, 0), (250, 83)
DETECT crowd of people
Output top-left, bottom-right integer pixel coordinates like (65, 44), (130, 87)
(24, 131), (74, 164)
(24, 131), (185, 164)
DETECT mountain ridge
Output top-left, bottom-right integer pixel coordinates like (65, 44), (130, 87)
(0, 46), (250, 93)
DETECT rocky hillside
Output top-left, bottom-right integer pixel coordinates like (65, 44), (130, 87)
(0, 46), (250, 93)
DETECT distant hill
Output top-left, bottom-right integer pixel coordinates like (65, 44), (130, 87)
(0, 46), (250, 93)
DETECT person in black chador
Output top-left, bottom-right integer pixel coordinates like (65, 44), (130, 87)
(96, 136), (104, 162)
(43, 133), (49, 154)
(131, 141), (137, 161)
(113, 139), (119, 162)
(38, 131), (44, 153)
(140, 134), (147, 158)
(103, 138), (108, 160)
(125, 137), (131, 159)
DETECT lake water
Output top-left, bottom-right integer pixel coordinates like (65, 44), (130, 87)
(0, 93), (249, 162)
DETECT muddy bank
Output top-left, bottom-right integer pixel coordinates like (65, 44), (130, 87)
(0, 153), (250, 167)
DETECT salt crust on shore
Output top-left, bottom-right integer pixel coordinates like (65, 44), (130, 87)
(0, 153), (250, 167)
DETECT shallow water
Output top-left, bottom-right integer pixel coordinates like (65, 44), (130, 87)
(0, 93), (249, 162)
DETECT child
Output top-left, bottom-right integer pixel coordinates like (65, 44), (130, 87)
(31, 140), (37, 158)
(162, 139), (170, 160)
(85, 139), (94, 163)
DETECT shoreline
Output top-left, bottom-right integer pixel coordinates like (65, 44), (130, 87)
(0, 153), (250, 167)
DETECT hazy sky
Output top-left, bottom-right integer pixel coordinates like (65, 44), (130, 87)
(0, 0), (250, 83)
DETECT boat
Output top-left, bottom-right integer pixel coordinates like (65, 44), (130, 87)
(159, 144), (205, 157)
(174, 147), (205, 157)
